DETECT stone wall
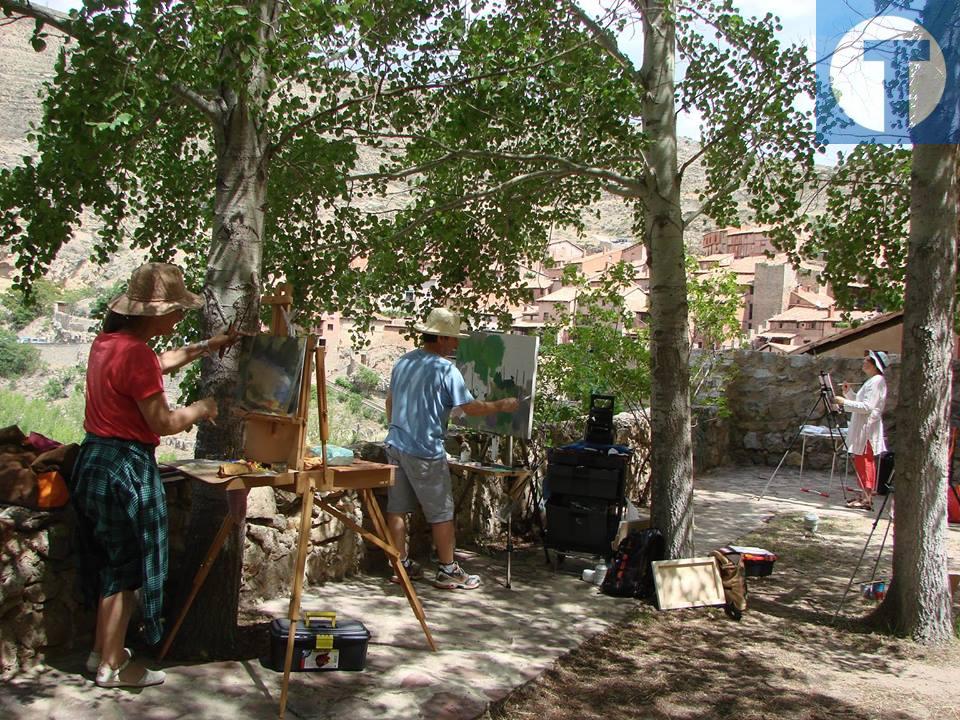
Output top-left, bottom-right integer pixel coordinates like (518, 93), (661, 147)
(693, 350), (901, 470)
(1, 474), (366, 677)
(0, 506), (85, 677)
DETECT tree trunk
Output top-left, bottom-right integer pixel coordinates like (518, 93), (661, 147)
(641, 0), (694, 559)
(875, 143), (957, 642)
(171, 91), (269, 658)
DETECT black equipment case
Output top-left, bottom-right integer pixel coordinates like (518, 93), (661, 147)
(584, 394), (615, 445)
(268, 611), (370, 672)
(544, 445), (629, 558)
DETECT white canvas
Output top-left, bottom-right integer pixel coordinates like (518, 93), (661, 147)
(651, 557), (726, 611)
(452, 332), (538, 440)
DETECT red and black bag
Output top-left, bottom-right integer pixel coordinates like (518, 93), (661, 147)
(601, 528), (665, 599)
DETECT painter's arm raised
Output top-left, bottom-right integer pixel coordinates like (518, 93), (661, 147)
(458, 397), (519, 417)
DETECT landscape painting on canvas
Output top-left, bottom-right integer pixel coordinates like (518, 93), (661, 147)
(453, 332), (538, 439)
(236, 335), (308, 416)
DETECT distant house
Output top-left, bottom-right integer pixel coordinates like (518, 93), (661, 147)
(788, 310), (904, 358)
(701, 226), (775, 258)
(531, 285), (579, 323)
(571, 247), (623, 275)
(545, 239), (585, 264)
(518, 267), (559, 300)
(757, 306), (876, 349)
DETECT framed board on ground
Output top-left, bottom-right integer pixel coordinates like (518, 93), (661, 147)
(651, 557), (725, 611)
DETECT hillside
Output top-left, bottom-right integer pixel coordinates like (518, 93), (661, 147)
(0, 12), (819, 290)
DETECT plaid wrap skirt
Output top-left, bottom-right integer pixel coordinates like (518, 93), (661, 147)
(71, 433), (167, 645)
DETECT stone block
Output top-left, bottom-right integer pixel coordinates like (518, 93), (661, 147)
(0, 637), (19, 676)
(246, 486), (278, 521)
(23, 573), (62, 604)
(13, 608), (44, 649)
(38, 599), (72, 647)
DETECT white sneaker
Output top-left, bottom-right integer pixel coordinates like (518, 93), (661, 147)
(96, 658), (165, 688)
(433, 562), (481, 590)
(86, 647), (132, 674)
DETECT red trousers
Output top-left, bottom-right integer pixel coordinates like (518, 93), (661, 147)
(853, 442), (877, 492)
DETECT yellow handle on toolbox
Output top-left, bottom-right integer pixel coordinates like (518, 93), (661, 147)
(303, 610), (336, 627)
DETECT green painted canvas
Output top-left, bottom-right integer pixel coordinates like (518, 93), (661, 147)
(453, 332), (538, 439)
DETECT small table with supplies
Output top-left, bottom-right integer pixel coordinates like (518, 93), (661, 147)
(447, 461), (531, 589)
(157, 458), (435, 660)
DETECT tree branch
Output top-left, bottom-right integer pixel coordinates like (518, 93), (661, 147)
(270, 36), (597, 154)
(0, 0), (76, 36)
(338, 130), (647, 195)
(392, 168), (576, 244)
(1, 0), (223, 126)
(165, 80), (222, 124)
(562, 0), (643, 84)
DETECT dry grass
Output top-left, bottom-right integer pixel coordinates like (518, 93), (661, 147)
(483, 511), (960, 720)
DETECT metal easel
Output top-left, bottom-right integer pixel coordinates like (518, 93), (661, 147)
(834, 471), (895, 620)
(756, 372), (851, 502)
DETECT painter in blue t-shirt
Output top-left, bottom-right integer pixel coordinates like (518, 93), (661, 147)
(385, 348), (475, 459)
(382, 307), (519, 592)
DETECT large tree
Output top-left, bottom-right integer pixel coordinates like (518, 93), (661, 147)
(377, 0), (817, 557)
(0, 0), (590, 654)
(780, 0), (959, 642)
(881, 143), (957, 642)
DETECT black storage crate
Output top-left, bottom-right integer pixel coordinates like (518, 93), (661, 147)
(544, 447), (629, 557)
(545, 499), (619, 555)
(546, 463), (622, 500)
(268, 613), (370, 672)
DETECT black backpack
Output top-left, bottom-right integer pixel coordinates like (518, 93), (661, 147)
(601, 528), (665, 599)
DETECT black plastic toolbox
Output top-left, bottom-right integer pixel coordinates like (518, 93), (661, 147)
(548, 447), (629, 471)
(268, 612), (370, 672)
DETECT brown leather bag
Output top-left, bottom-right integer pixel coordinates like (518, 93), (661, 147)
(712, 550), (748, 620)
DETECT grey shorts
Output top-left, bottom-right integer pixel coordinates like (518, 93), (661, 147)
(385, 445), (454, 524)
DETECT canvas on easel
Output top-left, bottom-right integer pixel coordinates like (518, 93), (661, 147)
(818, 371), (840, 413)
(453, 331), (538, 439)
(236, 334), (309, 416)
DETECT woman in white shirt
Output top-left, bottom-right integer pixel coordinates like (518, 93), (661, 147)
(835, 350), (889, 510)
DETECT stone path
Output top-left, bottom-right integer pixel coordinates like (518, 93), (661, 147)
(3, 465), (946, 720)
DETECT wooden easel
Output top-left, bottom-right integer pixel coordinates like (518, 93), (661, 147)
(249, 287), (436, 718)
(153, 285), (435, 718)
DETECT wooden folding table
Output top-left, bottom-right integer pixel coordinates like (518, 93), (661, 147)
(448, 461), (531, 589)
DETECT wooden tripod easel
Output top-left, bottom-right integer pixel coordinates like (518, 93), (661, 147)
(252, 287), (436, 718)
(152, 285), (435, 718)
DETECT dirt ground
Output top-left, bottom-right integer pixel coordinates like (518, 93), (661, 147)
(483, 511), (960, 720)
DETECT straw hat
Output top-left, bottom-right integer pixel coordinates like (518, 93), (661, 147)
(108, 262), (203, 317)
(413, 308), (469, 338)
(866, 349), (889, 374)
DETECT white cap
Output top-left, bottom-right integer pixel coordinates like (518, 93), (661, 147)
(866, 350), (889, 374)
